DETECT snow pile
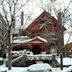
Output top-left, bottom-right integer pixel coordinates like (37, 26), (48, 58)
(62, 66), (72, 72)
(28, 63), (52, 72)
(56, 57), (72, 66)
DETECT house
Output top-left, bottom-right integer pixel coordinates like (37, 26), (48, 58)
(12, 11), (65, 55)
(65, 42), (72, 56)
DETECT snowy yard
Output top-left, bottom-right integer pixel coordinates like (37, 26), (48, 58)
(0, 67), (66, 72)
(0, 66), (72, 72)
(56, 57), (72, 66)
(0, 57), (72, 72)
(0, 64), (67, 72)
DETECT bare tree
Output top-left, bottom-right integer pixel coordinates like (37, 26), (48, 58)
(0, 0), (32, 70)
(34, 0), (72, 56)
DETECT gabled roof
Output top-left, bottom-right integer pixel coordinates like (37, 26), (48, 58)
(26, 11), (51, 30)
(26, 10), (65, 32)
(12, 36), (47, 47)
(28, 36), (47, 43)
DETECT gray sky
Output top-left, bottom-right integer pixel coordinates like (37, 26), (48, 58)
(0, 0), (72, 45)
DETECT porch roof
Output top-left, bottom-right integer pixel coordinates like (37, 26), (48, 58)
(12, 36), (47, 47)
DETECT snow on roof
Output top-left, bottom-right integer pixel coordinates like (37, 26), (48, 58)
(13, 38), (32, 43)
(13, 36), (31, 43)
(32, 36), (47, 43)
(13, 36), (47, 43)
(56, 57), (72, 66)
(14, 36), (29, 39)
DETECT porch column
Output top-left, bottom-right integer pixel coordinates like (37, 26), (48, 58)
(41, 45), (44, 52)
(28, 43), (32, 51)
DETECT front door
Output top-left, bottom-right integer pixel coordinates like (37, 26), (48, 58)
(32, 45), (41, 54)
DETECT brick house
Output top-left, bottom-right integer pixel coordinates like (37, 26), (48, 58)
(65, 42), (72, 56)
(12, 11), (65, 54)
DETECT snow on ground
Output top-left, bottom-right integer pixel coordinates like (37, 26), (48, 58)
(0, 65), (7, 71)
(0, 64), (66, 72)
(56, 57), (72, 66)
(0, 65), (28, 72)
(0, 57), (72, 72)
(52, 68), (66, 72)
(62, 66), (72, 72)
(7, 67), (28, 72)
(28, 63), (52, 72)
(0, 66), (66, 72)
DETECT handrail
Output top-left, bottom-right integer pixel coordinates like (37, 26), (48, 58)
(11, 55), (22, 63)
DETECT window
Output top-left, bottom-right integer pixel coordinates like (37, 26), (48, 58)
(40, 18), (47, 24)
(40, 20), (46, 24)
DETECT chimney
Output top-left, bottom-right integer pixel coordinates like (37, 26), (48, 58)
(21, 12), (24, 25)
(57, 12), (63, 23)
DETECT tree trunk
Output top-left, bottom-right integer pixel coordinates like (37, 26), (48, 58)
(8, 28), (12, 70)
(60, 53), (63, 70)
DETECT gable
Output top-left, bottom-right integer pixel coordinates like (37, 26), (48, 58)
(28, 36), (47, 44)
(26, 11), (51, 31)
(29, 39), (45, 43)
(26, 11), (65, 33)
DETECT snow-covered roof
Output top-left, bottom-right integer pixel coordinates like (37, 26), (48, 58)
(31, 36), (47, 43)
(14, 36), (29, 39)
(13, 36), (31, 43)
(13, 38), (32, 43)
(13, 36), (47, 43)
(56, 57), (72, 66)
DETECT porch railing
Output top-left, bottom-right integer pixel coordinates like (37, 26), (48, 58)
(27, 54), (53, 61)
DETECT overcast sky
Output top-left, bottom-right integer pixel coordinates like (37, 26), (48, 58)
(0, 0), (72, 45)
